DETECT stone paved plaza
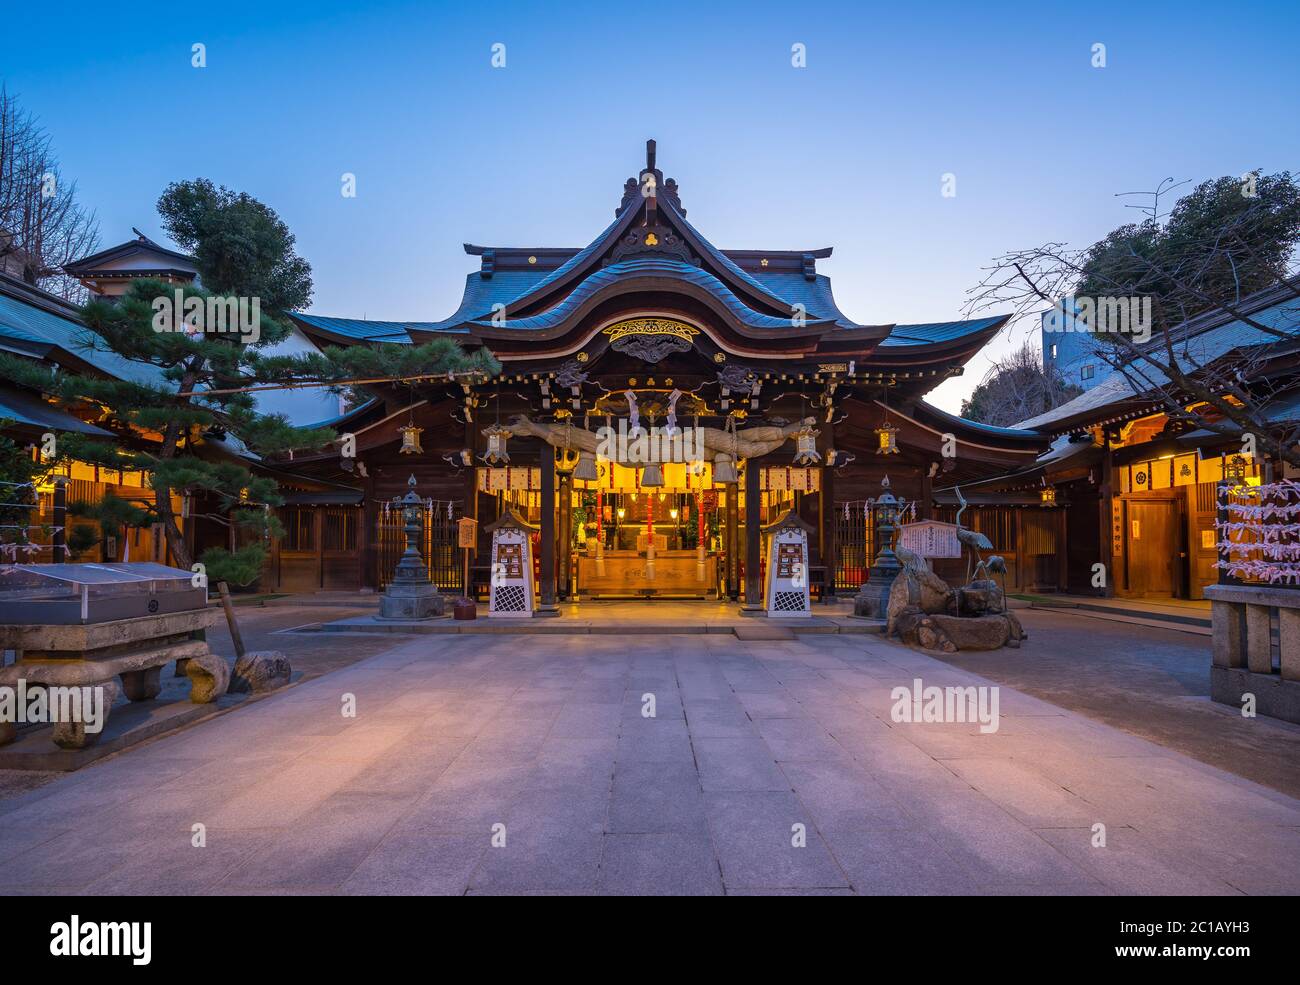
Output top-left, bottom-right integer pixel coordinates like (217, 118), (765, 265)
(2, 629), (1298, 895)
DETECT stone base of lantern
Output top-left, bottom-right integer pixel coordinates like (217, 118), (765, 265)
(853, 565), (900, 619)
(377, 583), (445, 620)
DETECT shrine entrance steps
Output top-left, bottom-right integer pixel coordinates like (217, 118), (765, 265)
(299, 599), (884, 638)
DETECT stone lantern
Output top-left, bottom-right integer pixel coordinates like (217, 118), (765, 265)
(378, 475), (444, 620)
(854, 475), (907, 619)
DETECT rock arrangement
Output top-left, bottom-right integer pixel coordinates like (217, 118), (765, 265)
(885, 556), (1026, 652)
(229, 651), (292, 694)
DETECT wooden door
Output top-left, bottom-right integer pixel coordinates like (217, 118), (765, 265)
(276, 506), (321, 592)
(320, 506), (361, 590)
(1126, 500), (1177, 596)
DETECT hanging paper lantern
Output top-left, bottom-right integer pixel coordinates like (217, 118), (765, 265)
(792, 423), (821, 465)
(1225, 454), (1249, 485)
(398, 423), (424, 455)
(875, 421), (900, 455)
(641, 463), (664, 487)
(574, 451), (599, 482)
(482, 424), (512, 464)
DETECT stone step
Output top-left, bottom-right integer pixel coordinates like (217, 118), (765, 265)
(300, 615), (886, 637)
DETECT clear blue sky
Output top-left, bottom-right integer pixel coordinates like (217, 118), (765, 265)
(4, 0), (1297, 412)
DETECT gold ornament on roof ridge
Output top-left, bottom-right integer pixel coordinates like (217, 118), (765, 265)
(602, 318), (699, 345)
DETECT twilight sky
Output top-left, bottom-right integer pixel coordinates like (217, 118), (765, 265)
(3, 0), (1297, 413)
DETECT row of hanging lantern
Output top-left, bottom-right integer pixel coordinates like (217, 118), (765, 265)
(394, 384), (883, 476)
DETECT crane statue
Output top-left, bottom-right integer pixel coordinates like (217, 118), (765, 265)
(953, 486), (993, 582)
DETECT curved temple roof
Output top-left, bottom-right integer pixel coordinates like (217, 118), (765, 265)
(292, 143), (1008, 371)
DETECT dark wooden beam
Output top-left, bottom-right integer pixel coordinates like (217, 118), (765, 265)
(558, 470), (573, 600)
(361, 467), (378, 590)
(743, 457), (762, 610)
(538, 445), (558, 614)
(820, 460), (835, 599)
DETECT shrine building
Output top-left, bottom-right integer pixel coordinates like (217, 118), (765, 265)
(271, 141), (1049, 606)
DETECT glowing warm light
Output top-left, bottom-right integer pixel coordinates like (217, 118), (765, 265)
(875, 421), (900, 455)
(398, 423), (424, 455)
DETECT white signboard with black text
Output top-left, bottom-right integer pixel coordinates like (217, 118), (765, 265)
(897, 520), (962, 559)
(763, 512), (813, 618)
(487, 513), (536, 618)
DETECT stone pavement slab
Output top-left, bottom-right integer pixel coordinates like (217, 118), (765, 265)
(0, 630), (1297, 895)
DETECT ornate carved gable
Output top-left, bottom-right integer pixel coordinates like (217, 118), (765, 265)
(606, 225), (698, 267)
(602, 317), (699, 364)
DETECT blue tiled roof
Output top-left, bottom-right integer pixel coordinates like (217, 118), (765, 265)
(466, 258), (837, 332)
(660, 200), (802, 316)
(879, 317), (1007, 347)
(296, 271), (562, 341)
(0, 285), (163, 384)
(490, 210), (632, 309)
(0, 384), (113, 435)
(743, 272), (851, 323)
(918, 398), (1042, 439)
(290, 315), (416, 343)
(422, 270), (560, 330)
(290, 196), (1006, 345)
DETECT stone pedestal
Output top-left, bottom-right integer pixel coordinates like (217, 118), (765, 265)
(378, 583), (445, 620)
(1205, 583), (1300, 723)
(854, 562), (900, 619)
(0, 608), (222, 751)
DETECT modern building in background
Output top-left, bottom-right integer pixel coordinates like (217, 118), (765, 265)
(1040, 305), (1113, 392)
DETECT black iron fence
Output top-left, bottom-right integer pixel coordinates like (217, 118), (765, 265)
(376, 507), (462, 591)
(834, 503), (875, 591)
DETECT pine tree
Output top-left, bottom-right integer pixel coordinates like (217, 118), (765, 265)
(0, 180), (498, 576)
(0, 279), (496, 575)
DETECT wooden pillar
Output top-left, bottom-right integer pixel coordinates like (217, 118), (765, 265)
(463, 414), (478, 599)
(557, 471), (572, 600)
(920, 469), (933, 520)
(725, 481), (740, 599)
(538, 445), (558, 614)
(1099, 434), (1116, 597)
(820, 461), (836, 599)
(360, 469), (378, 590)
(743, 458), (762, 609)
(1013, 506), (1024, 592)
(1057, 506), (1068, 593)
